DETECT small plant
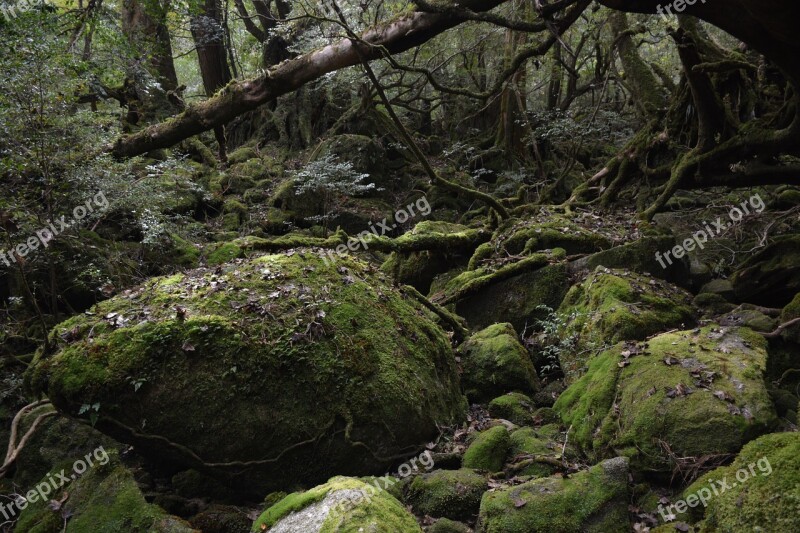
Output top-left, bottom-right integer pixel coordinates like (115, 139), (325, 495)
(292, 154), (377, 234)
(78, 402), (101, 427)
(524, 305), (578, 378)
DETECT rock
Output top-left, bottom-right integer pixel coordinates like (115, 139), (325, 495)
(188, 505), (252, 533)
(428, 517), (473, 532)
(477, 457), (630, 532)
(731, 235), (800, 306)
(677, 432), (799, 530)
(507, 424), (575, 478)
(556, 267), (696, 382)
(779, 291), (800, 342)
(487, 393), (535, 426)
(485, 216), (612, 258)
(692, 293), (736, 318)
(26, 252), (465, 497)
(12, 407), (119, 490)
(699, 279), (735, 301)
(405, 468), (487, 521)
(531, 380), (565, 407)
(252, 476), (422, 532)
(381, 221), (482, 293)
(569, 236), (690, 287)
(554, 326), (778, 474)
(462, 426), (510, 473)
(450, 264), (571, 332)
(15, 450), (193, 533)
(718, 305), (778, 332)
(458, 324), (540, 402)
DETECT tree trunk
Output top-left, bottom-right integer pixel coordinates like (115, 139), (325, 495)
(121, 0), (178, 92)
(191, 0), (233, 161)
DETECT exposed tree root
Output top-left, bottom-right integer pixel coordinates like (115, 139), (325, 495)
(0, 400), (57, 478)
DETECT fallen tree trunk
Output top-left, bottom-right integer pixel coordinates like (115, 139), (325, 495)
(111, 0), (511, 158)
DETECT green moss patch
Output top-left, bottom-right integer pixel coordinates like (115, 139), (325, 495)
(554, 326), (777, 473)
(477, 457), (630, 532)
(404, 468), (487, 520)
(556, 267), (696, 382)
(462, 426), (510, 473)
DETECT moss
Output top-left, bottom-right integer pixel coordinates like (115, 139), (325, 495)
(205, 242), (244, 265)
(458, 324), (540, 402)
(462, 426), (510, 472)
(404, 468), (487, 520)
(487, 392), (535, 426)
(557, 267), (696, 382)
(165, 234), (200, 268)
(450, 262), (571, 333)
(554, 326), (778, 473)
(780, 292), (800, 342)
(26, 252), (465, 497)
(578, 236), (689, 285)
(252, 476), (422, 532)
(508, 424), (573, 478)
(677, 432), (800, 531)
(15, 451), (193, 533)
(428, 518), (472, 533)
(693, 293), (736, 317)
(477, 457), (630, 532)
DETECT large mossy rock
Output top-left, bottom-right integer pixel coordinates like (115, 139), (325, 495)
(26, 252), (465, 497)
(554, 326), (778, 474)
(252, 476), (422, 532)
(678, 432), (799, 531)
(15, 450), (193, 533)
(557, 267), (696, 382)
(731, 235), (800, 306)
(569, 236), (690, 287)
(381, 221), (480, 294)
(449, 263), (571, 332)
(458, 324), (540, 402)
(476, 457), (630, 533)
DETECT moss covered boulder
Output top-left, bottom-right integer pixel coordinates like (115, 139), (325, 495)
(381, 221), (481, 294)
(731, 235), (800, 306)
(556, 267), (696, 382)
(477, 457), (630, 532)
(405, 468), (487, 520)
(252, 476), (422, 532)
(458, 324), (540, 402)
(26, 252), (465, 497)
(570, 235), (690, 287)
(507, 424), (576, 478)
(447, 263), (571, 332)
(15, 450), (193, 533)
(675, 432), (799, 531)
(462, 426), (510, 473)
(554, 326), (778, 474)
(487, 392), (535, 426)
